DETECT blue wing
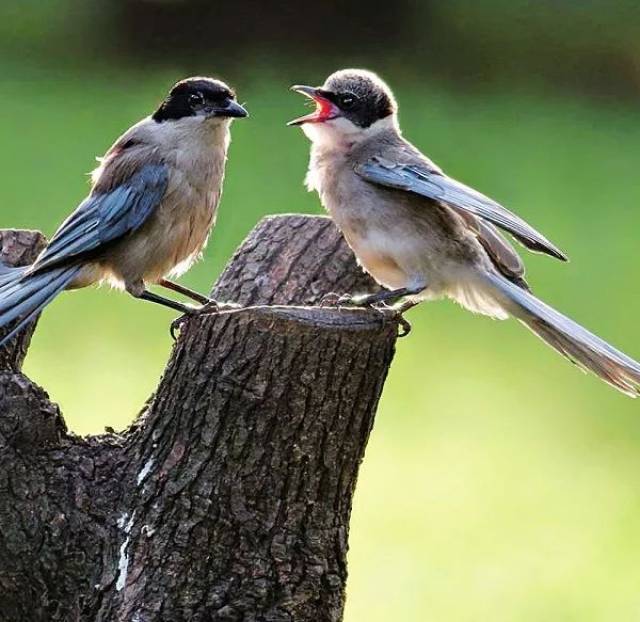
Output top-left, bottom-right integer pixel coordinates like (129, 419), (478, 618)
(355, 157), (568, 262)
(30, 163), (168, 273)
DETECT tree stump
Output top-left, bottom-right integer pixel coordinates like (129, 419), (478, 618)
(0, 215), (400, 622)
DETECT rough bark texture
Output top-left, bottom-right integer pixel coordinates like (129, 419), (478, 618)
(0, 215), (399, 622)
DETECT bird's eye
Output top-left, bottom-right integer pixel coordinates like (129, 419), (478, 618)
(189, 93), (204, 107)
(339, 94), (357, 109)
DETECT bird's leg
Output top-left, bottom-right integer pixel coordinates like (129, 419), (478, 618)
(134, 289), (196, 314)
(127, 282), (200, 339)
(357, 286), (426, 338)
(321, 286), (425, 308)
(158, 279), (239, 314)
(321, 285), (422, 306)
(396, 298), (420, 314)
(367, 301), (414, 338)
(158, 278), (211, 306)
(152, 280), (243, 339)
(320, 285), (425, 338)
(351, 285), (426, 307)
(391, 298), (421, 337)
(171, 299), (242, 340)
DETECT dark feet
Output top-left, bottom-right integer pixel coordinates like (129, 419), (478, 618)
(170, 300), (239, 340)
(170, 308), (197, 341)
(320, 285), (425, 309)
(369, 302), (413, 337)
(396, 315), (412, 337)
(352, 286), (426, 307)
(319, 292), (413, 337)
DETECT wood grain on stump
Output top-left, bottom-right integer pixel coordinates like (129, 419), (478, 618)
(0, 215), (399, 622)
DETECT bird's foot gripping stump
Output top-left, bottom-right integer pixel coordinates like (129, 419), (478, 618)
(0, 215), (400, 622)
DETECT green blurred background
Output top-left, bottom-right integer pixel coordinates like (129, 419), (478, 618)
(2, 2), (640, 619)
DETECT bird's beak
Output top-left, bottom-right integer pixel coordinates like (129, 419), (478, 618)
(288, 85), (340, 126)
(210, 100), (249, 119)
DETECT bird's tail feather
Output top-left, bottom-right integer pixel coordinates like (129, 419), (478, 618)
(0, 264), (26, 287)
(483, 271), (640, 397)
(0, 264), (81, 347)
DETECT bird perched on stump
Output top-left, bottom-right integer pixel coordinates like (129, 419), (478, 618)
(289, 68), (640, 397)
(0, 76), (247, 346)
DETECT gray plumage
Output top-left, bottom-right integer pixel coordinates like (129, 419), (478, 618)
(355, 158), (567, 261)
(0, 76), (247, 346)
(290, 68), (640, 397)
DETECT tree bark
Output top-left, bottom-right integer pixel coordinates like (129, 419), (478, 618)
(0, 215), (399, 622)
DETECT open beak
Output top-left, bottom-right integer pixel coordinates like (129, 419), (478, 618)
(288, 85), (340, 126)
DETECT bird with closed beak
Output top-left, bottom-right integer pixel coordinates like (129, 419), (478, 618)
(289, 68), (640, 397)
(0, 76), (248, 346)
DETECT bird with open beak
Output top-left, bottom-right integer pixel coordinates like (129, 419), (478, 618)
(0, 76), (248, 346)
(289, 68), (640, 397)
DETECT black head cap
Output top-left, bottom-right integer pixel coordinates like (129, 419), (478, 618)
(322, 69), (397, 128)
(153, 76), (246, 123)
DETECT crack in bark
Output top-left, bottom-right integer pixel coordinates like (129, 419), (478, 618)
(0, 215), (398, 622)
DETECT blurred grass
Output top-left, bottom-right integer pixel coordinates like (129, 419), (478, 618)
(2, 62), (640, 620)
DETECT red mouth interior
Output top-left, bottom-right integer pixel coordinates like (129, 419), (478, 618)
(311, 96), (335, 122)
(289, 93), (338, 125)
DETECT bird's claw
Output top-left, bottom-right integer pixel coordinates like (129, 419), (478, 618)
(396, 315), (412, 337)
(198, 299), (222, 315)
(170, 308), (199, 341)
(170, 314), (189, 341)
(318, 292), (412, 336)
(318, 293), (412, 337)
(370, 302), (412, 338)
(169, 300), (239, 341)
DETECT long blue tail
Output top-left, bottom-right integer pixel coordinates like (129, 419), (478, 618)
(0, 264), (81, 347)
(484, 271), (640, 397)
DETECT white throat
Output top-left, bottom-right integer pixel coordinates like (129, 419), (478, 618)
(303, 114), (399, 192)
(302, 114), (398, 151)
